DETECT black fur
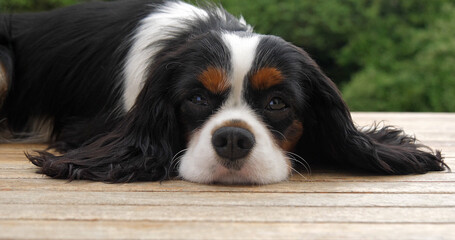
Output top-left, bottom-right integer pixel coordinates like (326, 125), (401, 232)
(293, 47), (446, 174)
(0, 0), (448, 183)
(1, 0), (151, 139)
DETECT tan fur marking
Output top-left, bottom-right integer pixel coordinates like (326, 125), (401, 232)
(198, 67), (229, 94)
(212, 119), (253, 135)
(251, 67), (284, 90)
(280, 120), (304, 152)
(0, 63), (8, 107)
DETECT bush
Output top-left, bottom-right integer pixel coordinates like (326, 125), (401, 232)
(0, 0), (83, 12)
(340, 1), (455, 111)
(221, 0), (455, 112)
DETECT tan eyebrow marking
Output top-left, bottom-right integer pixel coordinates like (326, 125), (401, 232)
(211, 119), (253, 135)
(198, 67), (229, 94)
(250, 67), (284, 90)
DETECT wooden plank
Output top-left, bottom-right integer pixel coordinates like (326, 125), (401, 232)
(1, 178), (455, 193)
(0, 144), (47, 151)
(0, 113), (453, 240)
(352, 112), (455, 120)
(0, 220), (453, 240)
(352, 113), (455, 143)
(400, 132), (455, 141)
(353, 121), (455, 130)
(1, 204), (454, 223)
(1, 191), (455, 207)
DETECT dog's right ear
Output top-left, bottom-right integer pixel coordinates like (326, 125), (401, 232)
(28, 53), (183, 183)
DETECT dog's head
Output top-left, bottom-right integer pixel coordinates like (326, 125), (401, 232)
(172, 33), (308, 184)
(129, 29), (341, 184)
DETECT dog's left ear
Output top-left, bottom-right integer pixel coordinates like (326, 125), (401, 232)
(295, 48), (447, 174)
(28, 61), (182, 182)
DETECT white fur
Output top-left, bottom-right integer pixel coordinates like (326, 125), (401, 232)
(122, 1), (209, 111)
(221, 33), (260, 107)
(178, 106), (290, 184)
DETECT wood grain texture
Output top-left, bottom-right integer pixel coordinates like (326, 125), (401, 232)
(0, 112), (454, 240)
(1, 221), (454, 240)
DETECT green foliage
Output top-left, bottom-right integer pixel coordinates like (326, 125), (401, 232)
(339, 1), (455, 112)
(0, 0), (84, 12)
(2, 0), (454, 111)
(221, 0), (455, 112)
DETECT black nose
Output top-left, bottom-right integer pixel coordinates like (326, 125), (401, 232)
(212, 126), (255, 160)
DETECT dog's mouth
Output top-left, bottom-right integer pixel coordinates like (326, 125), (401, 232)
(207, 163), (263, 185)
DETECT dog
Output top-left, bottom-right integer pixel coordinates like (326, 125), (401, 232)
(0, 0), (447, 184)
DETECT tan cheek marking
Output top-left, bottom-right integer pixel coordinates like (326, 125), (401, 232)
(279, 120), (304, 152)
(198, 67), (229, 94)
(251, 67), (284, 90)
(0, 63), (8, 106)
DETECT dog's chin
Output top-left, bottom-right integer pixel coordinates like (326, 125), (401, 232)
(178, 154), (291, 185)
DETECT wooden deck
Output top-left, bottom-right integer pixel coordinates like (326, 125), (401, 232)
(0, 112), (454, 240)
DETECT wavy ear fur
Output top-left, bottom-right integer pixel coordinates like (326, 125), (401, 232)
(296, 50), (448, 174)
(28, 63), (182, 182)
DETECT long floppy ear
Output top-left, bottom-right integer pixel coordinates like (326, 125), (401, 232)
(296, 50), (447, 174)
(28, 63), (182, 182)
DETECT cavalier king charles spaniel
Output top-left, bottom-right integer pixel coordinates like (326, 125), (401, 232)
(0, 0), (447, 184)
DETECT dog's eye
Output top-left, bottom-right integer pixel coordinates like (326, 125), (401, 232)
(189, 95), (209, 106)
(267, 97), (287, 111)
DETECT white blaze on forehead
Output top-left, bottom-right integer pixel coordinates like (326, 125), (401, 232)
(222, 33), (260, 107)
(122, 1), (209, 111)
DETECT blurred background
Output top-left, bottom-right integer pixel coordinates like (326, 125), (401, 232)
(1, 0), (454, 112)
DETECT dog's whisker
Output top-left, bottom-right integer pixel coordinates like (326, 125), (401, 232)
(289, 165), (307, 180)
(171, 149), (187, 165)
(270, 129), (287, 141)
(166, 149), (188, 176)
(171, 157), (183, 170)
(286, 151), (311, 176)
